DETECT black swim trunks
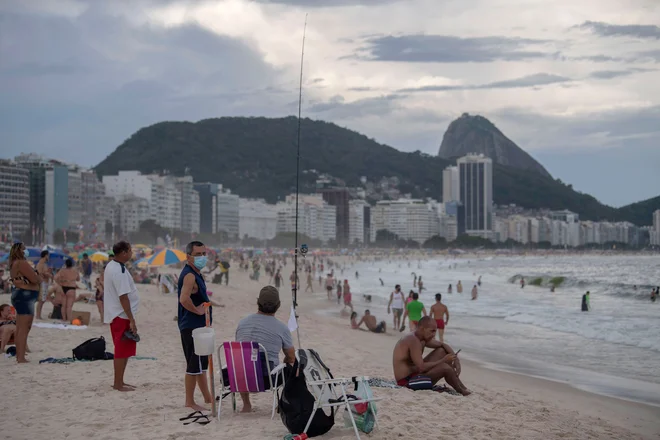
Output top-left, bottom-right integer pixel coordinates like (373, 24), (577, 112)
(180, 328), (209, 375)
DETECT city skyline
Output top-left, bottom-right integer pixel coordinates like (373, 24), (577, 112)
(1, 154), (655, 249)
(1, 1), (659, 207)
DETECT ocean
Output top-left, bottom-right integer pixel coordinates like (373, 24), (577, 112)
(328, 254), (660, 407)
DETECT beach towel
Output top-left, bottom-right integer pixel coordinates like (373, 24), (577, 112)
(367, 377), (461, 395)
(33, 322), (88, 330)
(39, 355), (157, 364)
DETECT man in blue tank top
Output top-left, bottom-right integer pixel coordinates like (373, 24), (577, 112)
(178, 240), (213, 411)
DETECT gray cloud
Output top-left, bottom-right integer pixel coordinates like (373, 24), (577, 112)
(577, 21), (660, 40)
(588, 68), (655, 79)
(306, 93), (403, 119)
(635, 49), (660, 61)
(251, 0), (399, 6)
(0, 9), (290, 166)
(353, 34), (553, 63)
(399, 73), (571, 92)
(347, 86), (379, 92)
(493, 106), (660, 206)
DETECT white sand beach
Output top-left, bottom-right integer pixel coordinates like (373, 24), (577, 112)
(2, 268), (659, 440)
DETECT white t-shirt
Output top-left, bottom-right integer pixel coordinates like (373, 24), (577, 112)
(103, 260), (140, 323)
(391, 290), (405, 309)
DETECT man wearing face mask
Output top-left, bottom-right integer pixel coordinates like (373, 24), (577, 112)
(178, 240), (214, 411)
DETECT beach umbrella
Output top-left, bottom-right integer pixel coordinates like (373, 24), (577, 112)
(47, 251), (69, 269)
(133, 257), (149, 268)
(89, 252), (109, 262)
(145, 248), (187, 267)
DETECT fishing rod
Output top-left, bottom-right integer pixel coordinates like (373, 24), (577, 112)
(292, 14), (308, 349)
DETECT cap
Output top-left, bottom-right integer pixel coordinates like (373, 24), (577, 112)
(258, 286), (280, 306)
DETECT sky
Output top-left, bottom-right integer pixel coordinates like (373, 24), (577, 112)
(1, 0), (659, 208)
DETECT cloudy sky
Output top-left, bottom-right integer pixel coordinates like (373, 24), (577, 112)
(1, 0), (659, 208)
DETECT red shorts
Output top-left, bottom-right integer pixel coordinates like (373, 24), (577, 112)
(436, 319), (445, 330)
(110, 317), (136, 359)
(396, 375), (411, 387)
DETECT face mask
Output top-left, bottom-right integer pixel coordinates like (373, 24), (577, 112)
(22, 250), (28, 258)
(193, 256), (208, 269)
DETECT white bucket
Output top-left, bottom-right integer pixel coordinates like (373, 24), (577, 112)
(192, 327), (215, 356)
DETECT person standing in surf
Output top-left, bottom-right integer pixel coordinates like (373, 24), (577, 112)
(387, 284), (405, 331)
(581, 291), (590, 312)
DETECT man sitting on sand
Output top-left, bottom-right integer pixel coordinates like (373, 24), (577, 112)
(232, 286), (295, 412)
(393, 316), (471, 396)
(353, 310), (387, 334)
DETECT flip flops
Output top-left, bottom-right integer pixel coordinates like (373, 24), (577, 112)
(180, 411), (211, 425)
(123, 330), (141, 342)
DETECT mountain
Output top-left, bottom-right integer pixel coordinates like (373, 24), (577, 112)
(616, 196), (660, 226)
(95, 116), (653, 226)
(438, 113), (552, 178)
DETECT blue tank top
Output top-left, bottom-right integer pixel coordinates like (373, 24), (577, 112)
(177, 264), (212, 331)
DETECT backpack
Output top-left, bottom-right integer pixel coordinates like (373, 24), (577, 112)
(73, 336), (107, 361)
(278, 358), (335, 437)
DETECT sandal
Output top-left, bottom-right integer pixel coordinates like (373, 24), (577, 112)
(179, 411), (211, 425)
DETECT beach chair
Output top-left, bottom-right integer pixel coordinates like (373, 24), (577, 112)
(296, 349), (380, 440)
(217, 341), (286, 420)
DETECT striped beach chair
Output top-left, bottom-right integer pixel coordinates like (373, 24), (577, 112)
(218, 341), (286, 420)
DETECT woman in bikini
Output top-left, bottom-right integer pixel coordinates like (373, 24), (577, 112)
(55, 258), (79, 322)
(9, 242), (42, 362)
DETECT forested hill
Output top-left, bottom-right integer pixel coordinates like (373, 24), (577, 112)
(95, 116), (656, 226)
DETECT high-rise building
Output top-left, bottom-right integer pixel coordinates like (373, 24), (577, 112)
(239, 198), (278, 241)
(15, 153), (65, 242)
(348, 200), (373, 245)
(80, 170), (106, 241)
(216, 191), (239, 240)
(117, 195), (150, 234)
(457, 154), (493, 238)
(44, 165), (70, 243)
(651, 210), (660, 246)
(317, 182), (350, 245)
(194, 183), (220, 234)
(103, 171), (200, 233)
(177, 175), (199, 234)
(372, 199), (437, 244)
(442, 166), (459, 202)
(0, 159), (30, 239)
(276, 194), (336, 243)
(438, 201), (464, 241)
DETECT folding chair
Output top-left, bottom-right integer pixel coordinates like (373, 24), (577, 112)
(217, 341), (286, 420)
(297, 349), (381, 440)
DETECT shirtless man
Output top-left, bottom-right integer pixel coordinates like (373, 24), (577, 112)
(429, 294), (449, 342)
(355, 310), (386, 334)
(35, 251), (52, 320)
(392, 316), (470, 395)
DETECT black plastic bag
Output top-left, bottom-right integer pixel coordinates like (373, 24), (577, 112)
(72, 336), (107, 361)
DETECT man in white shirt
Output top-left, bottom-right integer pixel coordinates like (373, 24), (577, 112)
(104, 241), (140, 392)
